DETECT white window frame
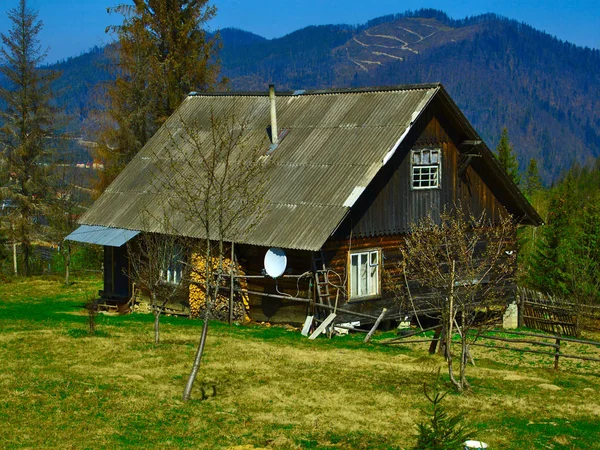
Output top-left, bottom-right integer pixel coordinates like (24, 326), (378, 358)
(411, 148), (442, 190)
(161, 265), (182, 285)
(349, 249), (380, 299)
(160, 246), (184, 285)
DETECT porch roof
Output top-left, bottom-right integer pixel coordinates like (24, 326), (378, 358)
(65, 225), (140, 247)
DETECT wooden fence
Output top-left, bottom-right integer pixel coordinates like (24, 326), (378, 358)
(517, 287), (578, 336)
(517, 287), (600, 336)
(379, 327), (600, 370)
(468, 329), (600, 370)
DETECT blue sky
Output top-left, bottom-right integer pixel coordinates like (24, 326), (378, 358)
(1, 0), (599, 63)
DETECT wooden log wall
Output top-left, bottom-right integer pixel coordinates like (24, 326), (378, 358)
(347, 107), (507, 240)
(235, 244), (313, 324)
(321, 234), (407, 323)
(321, 230), (517, 324)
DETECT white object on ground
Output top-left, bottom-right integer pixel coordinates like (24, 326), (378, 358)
(464, 440), (488, 449)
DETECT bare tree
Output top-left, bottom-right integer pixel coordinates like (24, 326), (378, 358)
(150, 106), (269, 400)
(127, 220), (192, 346)
(400, 207), (516, 391)
(47, 162), (88, 285)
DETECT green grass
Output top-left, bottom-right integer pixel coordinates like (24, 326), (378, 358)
(1, 276), (600, 449)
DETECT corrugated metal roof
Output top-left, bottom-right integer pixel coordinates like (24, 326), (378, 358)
(65, 225), (140, 247)
(79, 85), (440, 250)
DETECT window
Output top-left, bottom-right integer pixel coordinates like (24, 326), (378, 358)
(349, 249), (380, 299)
(411, 148), (441, 189)
(160, 245), (184, 285)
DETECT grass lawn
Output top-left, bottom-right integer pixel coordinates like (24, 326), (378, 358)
(1, 276), (599, 449)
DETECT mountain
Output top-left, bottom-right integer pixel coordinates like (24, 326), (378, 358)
(3, 9), (599, 184)
(218, 28), (267, 47)
(51, 46), (112, 125)
(216, 10), (600, 183)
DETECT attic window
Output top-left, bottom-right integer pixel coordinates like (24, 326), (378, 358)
(411, 148), (441, 189)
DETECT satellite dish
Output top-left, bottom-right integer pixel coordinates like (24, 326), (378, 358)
(264, 247), (287, 278)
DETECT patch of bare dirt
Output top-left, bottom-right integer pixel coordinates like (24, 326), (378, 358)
(537, 383), (561, 391)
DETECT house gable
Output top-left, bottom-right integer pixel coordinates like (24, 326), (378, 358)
(336, 93), (530, 239)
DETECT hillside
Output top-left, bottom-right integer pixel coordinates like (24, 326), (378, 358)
(2, 277), (600, 449)
(3, 10), (600, 183)
(216, 11), (600, 183)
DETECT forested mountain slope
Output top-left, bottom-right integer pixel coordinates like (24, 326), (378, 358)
(217, 11), (600, 183)
(2, 10), (598, 183)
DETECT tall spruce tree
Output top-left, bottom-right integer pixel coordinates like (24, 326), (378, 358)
(0, 0), (59, 275)
(524, 158), (542, 198)
(527, 171), (578, 295)
(517, 157), (543, 279)
(496, 127), (521, 185)
(571, 197), (600, 304)
(96, 0), (222, 192)
(525, 159), (600, 305)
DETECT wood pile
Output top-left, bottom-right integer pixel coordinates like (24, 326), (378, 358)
(189, 252), (250, 321)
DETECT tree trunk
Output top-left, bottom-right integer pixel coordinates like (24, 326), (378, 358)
(448, 262), (454, 360)
(447, 260), (461, 391)
(23, 242), (30, 276)
(182, 304), (211, 401)
(65, 244), (71, 286)
(151, 292), (161, 346)
(437, 323), (446, 356)
(447, 344), (461, 391)
(445, 311), (461, 391)
(154, 310), (160, 346)
(459, 309), (469, 390)
(182, 240), (212, 401)
(13, 242), (18, 275)
(229, 242), (234, 325)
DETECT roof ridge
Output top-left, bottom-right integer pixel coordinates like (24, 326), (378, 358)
(188, 83), (442, 97)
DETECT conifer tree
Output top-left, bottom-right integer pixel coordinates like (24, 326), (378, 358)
(568, 194), (600, 305)
(525, 158), (600, 305)
(527, 174), (576, 295)
(495, 127), (521, 185)
(517, 157), (543, 279)
(0, 0), (60, 275)
(524, 158), (542, 198)
(96, 0), (223, 192)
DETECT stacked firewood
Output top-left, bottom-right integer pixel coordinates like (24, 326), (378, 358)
(189, 253), (250, 321)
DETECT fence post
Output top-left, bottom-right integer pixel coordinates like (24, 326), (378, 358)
(554, 338), (561, 370)
(364, 308), (388, 343)
(429, 326), (442, 354)
(518, 288), (525, 328)
(65, 244), (71, 286)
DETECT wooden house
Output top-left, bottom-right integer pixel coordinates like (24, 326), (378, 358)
(66, 83), (542, 325)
